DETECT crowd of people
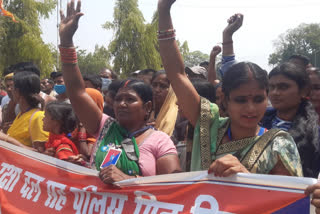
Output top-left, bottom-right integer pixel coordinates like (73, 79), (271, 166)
(2, 0), (320, 211)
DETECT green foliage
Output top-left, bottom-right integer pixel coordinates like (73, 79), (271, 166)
(178, 40), (189, 60)
(177, 40), (209, 67)
(269, 23), (320, 67)
(184, 50), (209, 67)
(103, 0), (161, 77)
(0, 0), (56, 77)
(77, 45), (111, 74)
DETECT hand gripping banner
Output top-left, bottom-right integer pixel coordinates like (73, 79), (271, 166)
(0, 141), (316, 214)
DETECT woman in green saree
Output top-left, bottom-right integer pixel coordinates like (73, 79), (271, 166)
(157, 0), (302, 177)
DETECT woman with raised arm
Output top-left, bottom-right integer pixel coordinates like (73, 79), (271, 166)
(58, 0), (181, 184)
(158, 0), (302, 176)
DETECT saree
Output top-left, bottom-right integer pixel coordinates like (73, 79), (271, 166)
(191, 97), (303, 176)
(7, 108), (49, 147)
(155, 86), (178, 136)
(91, 117), (141, 176)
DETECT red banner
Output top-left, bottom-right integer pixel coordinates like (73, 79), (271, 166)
(0, 141), (316, 214)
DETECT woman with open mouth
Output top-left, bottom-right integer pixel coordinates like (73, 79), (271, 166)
(158, 0), (302, 177)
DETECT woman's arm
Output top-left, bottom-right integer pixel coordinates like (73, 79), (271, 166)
(216, 14), (243, 79)
(156, 154), (181, 174)
(158, 0), (200, 126)
(59, 0), (102, 134)
(222, 13), (243, 56)
(208, 45), (221, 85)
(269, 159), (291, 176)
(0, 132), (37, 151)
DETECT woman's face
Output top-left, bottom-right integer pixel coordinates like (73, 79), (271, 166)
(226, 80), (267, 130)
(113, 88), (151, 128)
(269, 74), (304, 111)
(310, 72), (320, 109)
(151, 74), (169, 108)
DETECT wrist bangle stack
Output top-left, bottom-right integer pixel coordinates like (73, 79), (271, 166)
(59, 46), (78, 65)
(158, 28), (176, 41)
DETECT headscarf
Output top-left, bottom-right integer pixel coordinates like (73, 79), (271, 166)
(86, 88), (104, 112)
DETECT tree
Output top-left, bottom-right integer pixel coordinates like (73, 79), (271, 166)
(176, 40), (209, 67)
(269, 23), (320, 67)
(103, 0), (161, 77)
(178, 40), (189, 61)
(77, 45), (111, 74)
(184, 50), (209, 67)
(0, 0), (56, 77)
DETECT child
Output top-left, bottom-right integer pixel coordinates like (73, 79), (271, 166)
(43, 101), (79, 160)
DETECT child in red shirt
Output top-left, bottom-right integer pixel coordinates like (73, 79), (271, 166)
(43, 101), (78, 160)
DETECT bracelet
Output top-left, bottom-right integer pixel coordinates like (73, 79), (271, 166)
(59, 46), (78, 65)
(158, 28), (175, 35)
(158, 32), (176, 39)
(158, 35), (176, 41)
(222, 40), (233, 45)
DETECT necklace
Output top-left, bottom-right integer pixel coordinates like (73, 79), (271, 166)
(128, 125), (154, 138)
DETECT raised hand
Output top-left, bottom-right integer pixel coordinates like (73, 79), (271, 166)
(158, 0), (176, 11)
(223, 13), (244, 37)
(208, 154), (249, 177)
(210, 45), (222, 59)
(59, 0), (84, 47)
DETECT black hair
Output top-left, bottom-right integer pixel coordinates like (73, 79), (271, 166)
(199, 61), (209, 67)
(83, 74), (102, 89)
(3, 67), (12, 77)
(14, 71), (43, 108)
(190, 78), (216, 103)
(151, 70), (168, 83)
(52, 72), (63, 80)
(139, 68), (157, 76)
(119, 79), (153, 103)
(269, 62), (310, 90)
(100, 68), (118, 80)
(5, 62), (40, 76)
(107, 80), (122, 99)
(222, 62), (268, 98)
(47, 79), (54, 85)
(289, 54), (310, 67)
(45, 101), (77, 134)
(41, 78), (54, 85)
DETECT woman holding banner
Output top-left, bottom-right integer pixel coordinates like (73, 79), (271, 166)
(157, 0), (302, 176)
(58, 0), (181, 184)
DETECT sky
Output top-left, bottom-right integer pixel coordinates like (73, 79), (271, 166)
(41, 0), (320, 71)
